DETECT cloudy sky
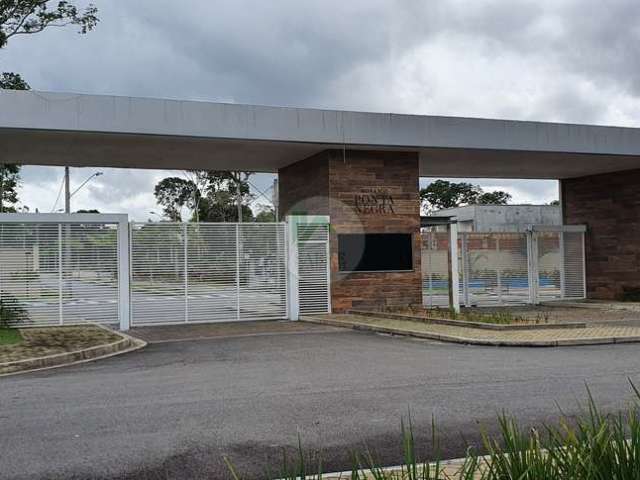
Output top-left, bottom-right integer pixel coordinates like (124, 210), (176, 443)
(2, 0), (639, 218)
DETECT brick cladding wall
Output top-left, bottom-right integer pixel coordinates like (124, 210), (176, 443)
(278, 151), (329, 218)
(562, 169), (640, 300)
(279, 149), (422, 312)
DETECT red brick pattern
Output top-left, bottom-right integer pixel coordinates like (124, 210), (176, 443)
(562, 169), (640, 300)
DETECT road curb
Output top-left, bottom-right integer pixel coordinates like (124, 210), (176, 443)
(302, 316), (640, 348)
(349, 309), (587, 330)
(0, 325), (147, 377)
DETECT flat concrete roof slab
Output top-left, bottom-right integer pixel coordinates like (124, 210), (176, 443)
(2, 90), (640, 178)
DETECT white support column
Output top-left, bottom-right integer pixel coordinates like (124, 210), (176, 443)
(58, 223), (63, 325)
(526, 230), (534, 304)
(286, 216), (300, 321)
(449, 222), (460, 313)
(527, 230), (541, 305)
(117, 218), (131, 331)
(184, 223), (189, 323)
(582, 231), (587, 299)
(496, 236), (503, 305)
(235, 224), (241, 321)
(461, 233), (470, 307)
(559, 231), (566, 299)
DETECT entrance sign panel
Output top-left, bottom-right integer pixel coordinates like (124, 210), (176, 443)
(338, 233), (412, 272)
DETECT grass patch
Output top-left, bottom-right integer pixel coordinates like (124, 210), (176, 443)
(0, 326), (121, 369)
(226, 382), (640, 479)
(0, 328), (22, 345)
(389, 306), (550, 325)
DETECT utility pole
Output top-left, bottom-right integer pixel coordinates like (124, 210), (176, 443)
(64, 167), (71, 214)
(236, 171), (243, 223)
(272, 178), (279, 220)
(0, 165), (4, 213)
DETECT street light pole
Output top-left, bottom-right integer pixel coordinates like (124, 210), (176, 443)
(63, 169), (103, 213)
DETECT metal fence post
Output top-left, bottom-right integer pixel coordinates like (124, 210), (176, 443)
(559, 231), (566, 299)
(58, 223), (63, 325)
(496, 236), (503, 305)
(117, 217), (130, 331)
(526, 229), (535, 305)
(582, 231), (587, 299)
(449, 222), (460, 313)
(461, 233), (470, 307)
(286, 216), (300, 321)
(184, 223), (189, 323)
(235, 224), (241, 321)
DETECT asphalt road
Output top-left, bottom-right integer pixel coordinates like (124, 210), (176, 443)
(2, 327), (640, 479)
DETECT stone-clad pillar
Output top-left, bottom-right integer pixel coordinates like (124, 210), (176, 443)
(279, 149), (422, 312)
(562, 168), (640, 300)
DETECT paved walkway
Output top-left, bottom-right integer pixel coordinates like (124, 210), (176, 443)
(304, 314), (640, 346)
(131, 319), (339, 343)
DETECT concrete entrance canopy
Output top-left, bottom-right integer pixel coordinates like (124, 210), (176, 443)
(2, 90), (640, 178)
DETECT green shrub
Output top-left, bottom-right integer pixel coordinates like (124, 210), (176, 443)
(0, 294), (28, 328)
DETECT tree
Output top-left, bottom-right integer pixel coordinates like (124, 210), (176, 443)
(154, 177), (196, 222)
(0, 163), (20, 212)
(154, 171), (255, 222)
(420, 180), (482, 211)
(255, 206), (276, 222)
(0, 1), (98, 49)
(1, 1), (100, 212)
(420, 180), (511, 212)
(0, 72), (29, 89)
(477, 190), (512, 205)
(0, 72), (29, 213)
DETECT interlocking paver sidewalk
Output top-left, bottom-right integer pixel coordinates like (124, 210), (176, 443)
(303, 314), (640, 347)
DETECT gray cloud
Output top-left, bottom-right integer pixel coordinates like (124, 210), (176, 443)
(3, 0), (639, 216)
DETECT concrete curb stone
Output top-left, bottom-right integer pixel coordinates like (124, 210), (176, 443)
(302, 315), (640, 348)
(0, 324), (146, 376)
(349, 309), (587, 331)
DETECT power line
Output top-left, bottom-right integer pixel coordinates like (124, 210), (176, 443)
(247, 179), (274, 206)
(51, 173), (65, 212)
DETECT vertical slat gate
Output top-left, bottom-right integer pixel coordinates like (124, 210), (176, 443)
(422, 227), (586, 308)
(0, 216), (121, 326)
(421, 231), (450, 308)
(130, 222), (287, 326)
(297, 223), (331, 315)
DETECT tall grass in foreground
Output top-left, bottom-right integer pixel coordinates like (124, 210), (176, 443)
(225, 381), (640, 479)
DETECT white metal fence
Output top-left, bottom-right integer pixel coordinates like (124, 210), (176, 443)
(0, 214), (128, 327)
(130, 222), (288, 326)
(422, 226), (586, 308)
(0, 214), (330, 329)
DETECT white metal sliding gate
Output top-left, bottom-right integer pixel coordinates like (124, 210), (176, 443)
(0, 214), (128, 327)
(0, 214), (331, 329)
(129, 222), (288, 326)
(422, 226), (586, 308)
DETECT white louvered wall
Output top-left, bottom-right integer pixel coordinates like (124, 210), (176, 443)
(297, 223), (331, 315)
